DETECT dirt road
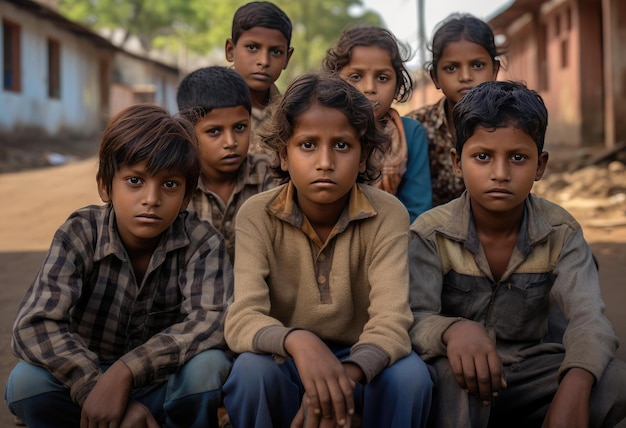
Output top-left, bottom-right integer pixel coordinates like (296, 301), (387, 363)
(1, 158), (625, 426)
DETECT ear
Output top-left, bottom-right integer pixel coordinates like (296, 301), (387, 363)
(279, 148), (289, 172)
(359, 153), (367, 173)
(535, 151), (549, 181)
(283, 47), (295, 70)
(225, 39), (236, 63)
(181, 195), (192, 212)
(430, 69), (441, 89)
(493, 59), (501, 80)
(450, 148), (463, 178)
(97, 178), (111, 203)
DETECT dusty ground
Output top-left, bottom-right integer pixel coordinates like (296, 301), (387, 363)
(0, 144), (625, 426)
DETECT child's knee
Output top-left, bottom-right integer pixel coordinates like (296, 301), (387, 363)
(5, 361), (66, 404)
(169, 349), (232, 398)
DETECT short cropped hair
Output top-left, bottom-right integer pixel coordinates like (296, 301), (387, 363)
(323, 25), (413, 102)
(97, 104), (200, 199)
(262, 73), (390, 184)
(231, 1), (292, 46)
(176, 66), (251, 124)
(453, 80), (548, 154)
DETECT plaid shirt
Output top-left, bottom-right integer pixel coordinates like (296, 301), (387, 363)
(11, 205), (233, 406)
(189, 154), (279, 263)
(406, 97), (466, 207)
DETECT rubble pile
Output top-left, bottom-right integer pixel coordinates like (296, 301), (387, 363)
(533, 160), (626, 227)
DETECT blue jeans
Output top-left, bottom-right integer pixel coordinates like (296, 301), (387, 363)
(223, 348), (433, 428)
(5, 349), (232, 428)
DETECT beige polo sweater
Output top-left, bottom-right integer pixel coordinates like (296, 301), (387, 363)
(225, 182), (413, 382)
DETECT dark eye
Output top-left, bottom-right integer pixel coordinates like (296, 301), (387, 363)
(127, 177), (142, 185)
(300, 141), (315, 150)
(335, 141), (349, 150)
(270, 48), (283, 55)
(475, 153), (490, 161)
(163, 181), (179, 189)
(511, 154), (526, 162)
(234, 124), (247, 132)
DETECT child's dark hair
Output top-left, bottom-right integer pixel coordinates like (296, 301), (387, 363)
(176, 66), (251, 124)
(428, 13), (504, 78)
(323, 25), (413, 102)
(262, 73), (390, 183)
(97, 104), (200, 199)
(231, 1), (292, 46)
(453, 80), (548, 154)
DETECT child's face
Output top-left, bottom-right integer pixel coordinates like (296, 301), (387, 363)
(339, 45), (397, 121)
(432, 39), (499, 105)
(97, 161), (188, 250)
(280, 103), (365, 217)
(195, 106), (250, 180)
(225, 27), (293, 95)
(452, 126), (548, 216)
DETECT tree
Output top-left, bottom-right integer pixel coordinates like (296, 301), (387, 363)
(59, 0), (384, 84)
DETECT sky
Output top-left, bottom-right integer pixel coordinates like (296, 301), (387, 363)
(358, 0), (512, 66)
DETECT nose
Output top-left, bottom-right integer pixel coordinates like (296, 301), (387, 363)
(256, 49), (270, 68)
(143, 181), (161, 207)
(224, 130), (238, 149)
(361, 76), (376, 94)
(316, 145), (335, 171)
(491, 157), (510, 182)
(459, 65), (473, 83)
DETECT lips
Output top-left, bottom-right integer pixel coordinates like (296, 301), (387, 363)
(136, 213), (161, 223)
(486, 188), (512, 195)
(312, 178), (336, 185)
(251, 72), (270, 81)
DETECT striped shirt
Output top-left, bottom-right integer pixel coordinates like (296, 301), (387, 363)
(11, 204), (233, 406)
(189, 154), (279, 263)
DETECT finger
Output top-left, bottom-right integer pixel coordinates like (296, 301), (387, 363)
(316, 380), (333, 420)
(339, 376), (355, 417)
(487, 352), (504, 396)
(326, 381), (348, 426)
(290, 405), (305, 428)
(459, 355), (479, 397)
(474, 354), (493, 403)
(448, 354), (467, 391)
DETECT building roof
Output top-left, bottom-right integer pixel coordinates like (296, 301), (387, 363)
(2, 0), (178, 73)
(488, 0), (547, 33)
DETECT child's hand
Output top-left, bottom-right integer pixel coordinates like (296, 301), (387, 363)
(285, 330), (356, 427)
(443, 320), (507, 403)
(291, 395), (353, 428)
(542, 367), (593, 428)
(80, 360), (134, 427)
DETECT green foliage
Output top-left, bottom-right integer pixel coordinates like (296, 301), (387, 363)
(59, 0), (384, 85)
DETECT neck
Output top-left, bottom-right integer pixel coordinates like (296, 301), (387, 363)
(250, 88), (270, 110)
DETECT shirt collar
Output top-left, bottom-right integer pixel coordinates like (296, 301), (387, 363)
(93, 204), (190, 263)
(436, 192), (553, 257)
(266, 182), (378, 244)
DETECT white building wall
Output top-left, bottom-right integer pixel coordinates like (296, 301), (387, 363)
(0, 2), (104, 138)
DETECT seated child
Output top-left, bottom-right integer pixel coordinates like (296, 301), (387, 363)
(5, 104), (233, 427)
(409, 80), (626, 428)
(225, 1), (294, 155)
(323, 25), (432, 222)
(222, 73), (433, 428)
(177, 65), (279, 263)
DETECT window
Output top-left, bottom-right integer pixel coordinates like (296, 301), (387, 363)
(47, 38), (60, 98)
(2, 19), (21, 92)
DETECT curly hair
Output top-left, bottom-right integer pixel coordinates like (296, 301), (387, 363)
(323, 25), (413, 103)
(261, 73), (390, 184)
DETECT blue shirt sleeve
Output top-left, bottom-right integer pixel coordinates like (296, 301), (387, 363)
(396, 116), (432, 222)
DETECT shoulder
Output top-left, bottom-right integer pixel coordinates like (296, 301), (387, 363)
(58, 204), (108, 242)
(411, 197), (461, 233)
(180, 210), (224, 248)
(239, 185), (283, 214)
(528, 194), (582, 231)
(360, 184), (410, 223)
